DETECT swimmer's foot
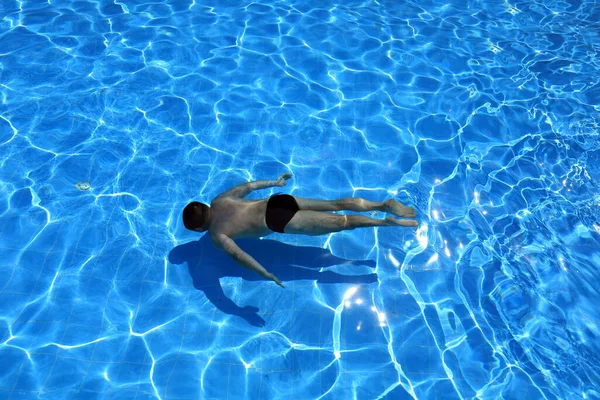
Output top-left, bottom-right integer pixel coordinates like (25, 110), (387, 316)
(385, 216), (418, 227)
(384, 199), (416, 218)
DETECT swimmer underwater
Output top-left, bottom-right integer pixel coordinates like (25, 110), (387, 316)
(182, 173), (418, 288)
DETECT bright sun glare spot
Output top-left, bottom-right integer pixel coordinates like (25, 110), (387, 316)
(388, 250), (400, 267)
(432, 209), (440, 220)
(344, 286), (358, 300)
(355, 298), (363, 305)
(243, 361), (252, 369)
(334, 351), (341, 359)
(427, 253), (439, 265)
(345, 301), (351, 307)
(371, 306), (377, 312)
(416, 224), (428, 248)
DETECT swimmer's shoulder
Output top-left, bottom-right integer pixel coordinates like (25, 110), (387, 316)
(211, 194), (236, 207)
(212, 195), (266, 206)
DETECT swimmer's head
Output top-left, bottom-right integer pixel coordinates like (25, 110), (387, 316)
(183, 202), (211, 232)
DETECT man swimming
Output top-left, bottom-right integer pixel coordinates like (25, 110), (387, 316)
(182, 173), (418, 288)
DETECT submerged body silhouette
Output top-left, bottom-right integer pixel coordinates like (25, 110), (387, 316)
(169, 236), (377, 326)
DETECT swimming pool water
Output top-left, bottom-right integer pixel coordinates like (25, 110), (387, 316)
(1, 0), (600, 398)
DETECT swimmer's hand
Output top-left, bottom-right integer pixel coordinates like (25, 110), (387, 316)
(268, 273), (285, 288)
(213, 234), (286, 289)
(275, 173), (292, 187)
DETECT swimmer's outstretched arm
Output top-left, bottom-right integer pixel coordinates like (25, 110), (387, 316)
(213, 234), (285, 288)
(215, 173), (292, 199)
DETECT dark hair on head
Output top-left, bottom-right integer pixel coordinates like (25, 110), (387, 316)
(182, 202), (209, 231)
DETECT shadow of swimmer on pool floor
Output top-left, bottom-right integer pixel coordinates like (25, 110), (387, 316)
(180, 173), (418, 289)
(168, 235), (377, 327)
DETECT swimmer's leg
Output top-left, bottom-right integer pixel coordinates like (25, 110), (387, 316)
(284, 211), (417, 236)
(294, 197), (416, 218)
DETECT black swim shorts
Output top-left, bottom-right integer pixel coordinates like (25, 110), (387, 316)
(265, 194), (299, 233)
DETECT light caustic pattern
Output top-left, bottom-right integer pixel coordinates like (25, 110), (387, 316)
(1, 0), (599, 399)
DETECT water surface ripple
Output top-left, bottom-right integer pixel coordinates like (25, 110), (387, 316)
(1, 0), (599, 399)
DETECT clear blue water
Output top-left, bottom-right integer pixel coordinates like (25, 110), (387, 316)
(1, 0), (599, 398)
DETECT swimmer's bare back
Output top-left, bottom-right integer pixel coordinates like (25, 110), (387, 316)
(205, 173), (418, 288)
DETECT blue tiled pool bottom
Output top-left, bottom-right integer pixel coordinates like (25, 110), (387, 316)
(1, 0), (600, 399)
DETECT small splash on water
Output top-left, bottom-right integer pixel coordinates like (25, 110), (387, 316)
(76, 181), (91, 191)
